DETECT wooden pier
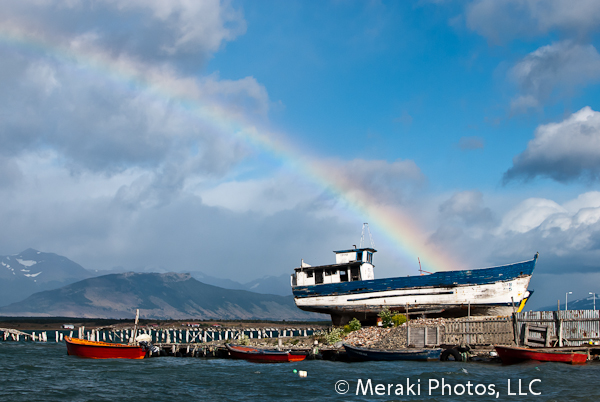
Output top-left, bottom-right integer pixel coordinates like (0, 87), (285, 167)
(2, 311), (599, 361)
(0, 325), (321, 345)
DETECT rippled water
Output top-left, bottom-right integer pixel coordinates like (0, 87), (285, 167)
(1, 342), (599, 401)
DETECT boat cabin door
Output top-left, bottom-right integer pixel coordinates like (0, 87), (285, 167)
(315, 269), (324, 284)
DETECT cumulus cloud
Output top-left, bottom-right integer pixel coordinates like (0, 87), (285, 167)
(430, 191), (495, 250)
(466, 0), (600, 42)
(504, 106), (600, 183)
(490, 194), (600, 272)
(103, 0), (246, 56)
(509, 41), (600, 113)
(496, 198), (567, 234)
(0, 42), (271, 182)
(429, 191), (600, 308)
(439, 191), (494, 226)
(0, 0), (245, 64)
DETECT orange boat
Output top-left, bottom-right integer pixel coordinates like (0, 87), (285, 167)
(495, 345), (587, 365)
(65, 336), (147, 359)
(226, 344), (308, 363)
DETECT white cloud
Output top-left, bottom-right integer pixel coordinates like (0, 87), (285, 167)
(504, 106), (600, 182)
(496, 198), (567, 234)
(0, 36), (270, 178)
(102, 0), (246, 55)
(466, 0), (600, 42)
(199, 176), (317, 215)
(563, 191), (600, 213)
(0, 0), (246, 61)
(509, 41), (600, 113)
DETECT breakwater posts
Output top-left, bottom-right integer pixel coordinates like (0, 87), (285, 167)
(0, 326), (320, 344)
(146, 343), (332, 360)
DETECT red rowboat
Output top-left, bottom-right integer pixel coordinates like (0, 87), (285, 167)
(65, 336), (147, 359)
(495, 345), (587, 365)
(226, 344), (308, 363)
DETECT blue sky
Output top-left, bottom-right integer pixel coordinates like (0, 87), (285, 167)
(1, 0), (600, 309)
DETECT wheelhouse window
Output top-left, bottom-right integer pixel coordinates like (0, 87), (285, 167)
(339, 270), (348, 282)
(307, 271), (313, 278)
(367, 252), (373, 263)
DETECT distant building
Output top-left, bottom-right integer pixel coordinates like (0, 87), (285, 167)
(62, 324), (75, 329)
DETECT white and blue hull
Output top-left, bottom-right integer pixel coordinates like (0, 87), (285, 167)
(292, 255), (538, 325)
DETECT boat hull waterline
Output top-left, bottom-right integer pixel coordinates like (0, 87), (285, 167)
(494, 345), (587, 365)
(226, 344), (308, 363)
(65, 336), (147, 359)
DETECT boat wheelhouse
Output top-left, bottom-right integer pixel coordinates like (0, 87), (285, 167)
(291, 247), (376, 287)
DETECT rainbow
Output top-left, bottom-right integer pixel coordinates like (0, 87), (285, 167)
(0, 25), (461, 272)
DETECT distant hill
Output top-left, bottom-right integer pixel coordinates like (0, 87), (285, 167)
(0, 272), (324, 320)
(99, 268), (293, 296)
(0, 249), (93, 307)
(536, 293), (599, 312)
(187, 272), (292, 296)
(243, 274), (292, 296)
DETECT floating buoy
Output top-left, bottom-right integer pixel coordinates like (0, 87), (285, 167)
(293, 369), (298, 373)
(298, 370), (307, 378)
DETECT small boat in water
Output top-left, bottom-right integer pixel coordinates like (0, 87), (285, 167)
(65, 336), (148, 359)
(225, 344), (308, 363)
(343, 343), (442, 361)
(494, 345), (587, 365)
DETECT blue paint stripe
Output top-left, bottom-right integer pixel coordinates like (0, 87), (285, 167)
(292, 258), (537, 298)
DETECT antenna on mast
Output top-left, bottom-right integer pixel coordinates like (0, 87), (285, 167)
(360, 223), (375, 248)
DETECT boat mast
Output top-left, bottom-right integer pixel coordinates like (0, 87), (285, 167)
(360, 223), (375, 248)
(418, 258), (432, 275)
(130, 309), (140, 345)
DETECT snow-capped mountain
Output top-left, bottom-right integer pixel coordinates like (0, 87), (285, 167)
(0, 248), (93, 306)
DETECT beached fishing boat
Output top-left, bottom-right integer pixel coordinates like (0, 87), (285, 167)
(494, 345), (587, 365)
(65, 336), (148, 359)
(291, 241), (537, 325)
(225, 344), (308, 363)
(343, 343), (442, 361)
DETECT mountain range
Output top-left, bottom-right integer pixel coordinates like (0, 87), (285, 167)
(0, 249), (293, 308)
(0, 249), (93, 307)
(0, 272), (322, 320)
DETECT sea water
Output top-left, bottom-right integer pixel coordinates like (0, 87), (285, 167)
(1, 342), (599, 401)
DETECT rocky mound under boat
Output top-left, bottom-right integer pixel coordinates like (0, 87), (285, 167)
(291, 247), (537, 325)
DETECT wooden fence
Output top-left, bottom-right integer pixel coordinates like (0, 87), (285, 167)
(442, 316), (514, 346)
(515, 310), (600, 347)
